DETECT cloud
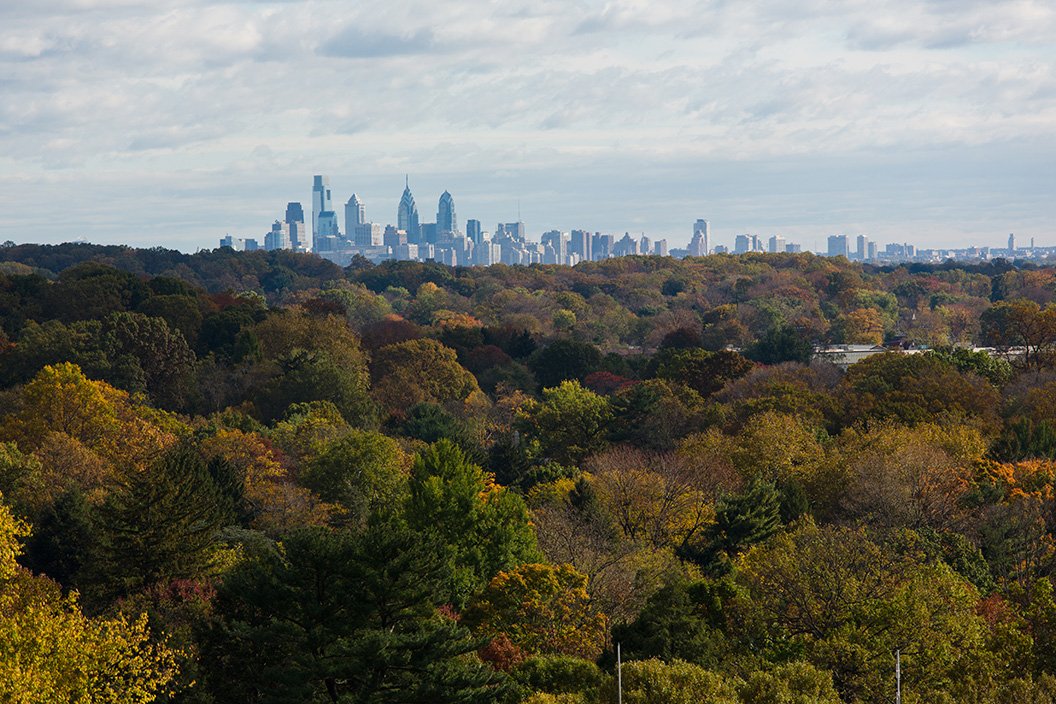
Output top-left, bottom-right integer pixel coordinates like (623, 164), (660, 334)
(0, 0), (1052, 249)
(318, 26), (440, 58)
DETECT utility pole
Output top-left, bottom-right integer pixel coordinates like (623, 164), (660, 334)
(617, 642), (622, 704)
(895, 649), (901, 704)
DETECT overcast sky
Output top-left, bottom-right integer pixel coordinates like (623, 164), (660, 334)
(1, 0), (1053, 251)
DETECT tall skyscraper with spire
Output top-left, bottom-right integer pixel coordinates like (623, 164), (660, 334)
(312, 176), (333, 239)
(398, 177), (420, 242)
(437, 190), (457, 238)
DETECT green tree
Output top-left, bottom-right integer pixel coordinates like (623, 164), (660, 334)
(92, 447), (227, 599)
(528, 339), (605, 389)
(406, 440), (539, 605)
(517, 381), (612, 465)
(302, 430), (409, 524)
(207, 523), (511, 704)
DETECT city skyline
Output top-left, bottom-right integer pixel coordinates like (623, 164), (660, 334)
(0, 2), (1053, 251)
(217, 175), (1053, 267)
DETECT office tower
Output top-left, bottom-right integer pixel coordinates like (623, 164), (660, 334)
(689, 219), (710, 256)
(768, 235), (785, 254)
(640, 235), (651, 255)
(265, 220), (291, 251)
(541, 230), (569, 264)
(570, 229), (592, 262)
(312, 176), (332, 239)
(734, 234), (751, 254)
(1008, 233), (1016, 252)
(354, 223), (383, 247)
(856, 234), (869, 260)
(345, 194), (365, 233)
(243, 238), (259, 251)
(420, 223), (438, 244)
(285, 202), (307, 250)
(827, 234), (849, 258)
(497, 222), (525, 241)
(785, 243), (802, 253)
(867, 241), (878, 261)
(466, 219), (482, 244)
(654, 239), (668, 257)
(398, 178), (420, 242)
(220, 234), (244, 251)
(316, 211), (339, 239)
(437, 191), (457, 237)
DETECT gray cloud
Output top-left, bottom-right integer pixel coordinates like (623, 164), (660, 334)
(0, 0), (1052, 250)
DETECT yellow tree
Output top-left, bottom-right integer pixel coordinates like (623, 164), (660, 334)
(0, 494), (179, 703)
(463, 563), (607, 661)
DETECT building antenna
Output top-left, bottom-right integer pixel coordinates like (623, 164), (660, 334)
(405, 174), (409, 188)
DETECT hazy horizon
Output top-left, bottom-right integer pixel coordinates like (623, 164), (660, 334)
(1, 1), (1053, 252)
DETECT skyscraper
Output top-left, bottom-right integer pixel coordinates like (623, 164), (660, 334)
(437, 191), (457, 237)
(570, 229), (592, 262)
(734, 234), (751, 254)
(827, 234), (849, 258)
(466, 219), (483, 244)
(690, 219), (711, 256)
(398, 177), (420, 242)
(285, 202), (307, 251)
(1008, 233), (1016, 252)
(345, 194), (365, 233)
(312, 176), (332, 239)
(856, 234), (869, 260)
(768, 235), (786, 254)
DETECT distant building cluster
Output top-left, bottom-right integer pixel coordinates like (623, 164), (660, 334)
(219, 176), (1046, 267)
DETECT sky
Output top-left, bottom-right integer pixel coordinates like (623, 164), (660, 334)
(0, 0), (1054, 252)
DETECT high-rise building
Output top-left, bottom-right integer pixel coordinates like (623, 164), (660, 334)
(316, 211), (340, 239)
(867, 241), (878, 261)
(570, 229), (592, 262)
(312, 176), (332, 240)
(398, 178), (420, 242)
(265, 220), (291, 251)
(734, 234), (751, 254)
(345, 194), (365, 233)
(654, 239), (668, 257)
(437, 191), (457, 237)
(827, 234), (849, 258)
(285, 202), (307, 251)
(466, 219), (483, 244)
(856, 234), (869, 260)
(1008, 233), (1016, 252)
(689, 219), (710, 256)
(768, 235), (786, 254)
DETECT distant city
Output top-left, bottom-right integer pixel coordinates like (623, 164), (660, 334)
(219, 176), (1052, 267)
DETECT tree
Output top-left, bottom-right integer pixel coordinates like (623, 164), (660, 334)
(601, 659), (738, 704)
(838, 352), (1001, 431)
(736, 522), (994, 703)
(463, 563), (607, 661)
(92, 447), (227, 598)
(650, 348), (754, 398)
(99, 311), (197, 409)
(747, 326), (814, 365)
(981, 299), (1056, 370)
(0, 494), (179, 703)
(207, 523), (511, 704)
(371, 338), (481, 417)
(255, 348), (376, 426)
(528, 339), (605, 389)
(301, 430), (409, 525)
(517, 381), (612, 465)
(611, 579), (734, 668)
(406, 440), (539, 606)
(679, 481), (782, 575)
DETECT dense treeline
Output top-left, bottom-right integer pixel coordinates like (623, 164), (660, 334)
(5, 245), (1056, 702)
